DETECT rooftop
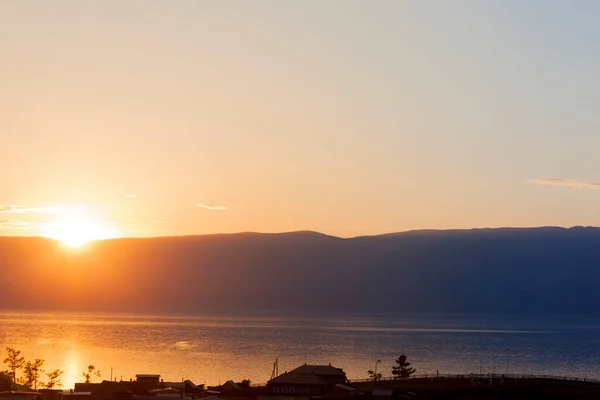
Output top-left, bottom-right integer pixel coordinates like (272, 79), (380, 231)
(288, 364), (346, 376)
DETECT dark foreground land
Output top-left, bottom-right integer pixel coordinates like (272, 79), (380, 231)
(5, 375), (599, 400)
(348, 375), (600, 400)
(219, 375), (600, 400)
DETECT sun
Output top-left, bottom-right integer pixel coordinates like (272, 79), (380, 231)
(44, 206), (120, 247)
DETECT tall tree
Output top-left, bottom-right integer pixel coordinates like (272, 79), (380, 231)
(44, 369), (64, 389)
(391, 355), (416, 380)
(21, 359), (45, 390)
(367, 369), (382, 381)
(82, 365), (101, 383)
(3, 348), (25, 384)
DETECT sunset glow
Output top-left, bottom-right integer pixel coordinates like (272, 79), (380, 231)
(43, 206), (120, 247)
(1, 1), (600, 237)
(1, 0), (600, 395)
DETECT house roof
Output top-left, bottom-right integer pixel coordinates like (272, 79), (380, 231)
(221, 380), (241, 391)
(288, 364), (346, 376)
(268, 373), (328, 386)
(0, 382), (33, 392)
(161, 380), (204, 391)
(74, 381), (130, 396)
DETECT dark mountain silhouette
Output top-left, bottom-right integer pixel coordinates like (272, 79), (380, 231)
(1, 226), (599, 315)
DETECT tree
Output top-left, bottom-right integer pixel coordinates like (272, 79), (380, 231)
(391, 355), (416, 380)
(3, 348), (25, 384)
(82, 365), (101, 383)
(367, 369), (382, 381)
(44, 369), (64, 389)
(21, 359), (45, 390)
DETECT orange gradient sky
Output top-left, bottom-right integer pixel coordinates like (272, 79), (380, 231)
(2, 1), (600, 240)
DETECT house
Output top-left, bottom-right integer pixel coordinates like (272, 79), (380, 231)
(133, 375), (161, 392)
(220, 381), (240, 395)
(0, 392), (42, 400)
(73, 381), (131, 400)
(57, 392), (93, 400)
(73, 384), (100, 394)
(159, 380), (204, 397)
(39, 389), (63, 400)
(119, 375), (161, 395)
(267, 373), (327, 396)
(120, 375), (205, 399)
(267, 364), (348, 396)
(0, 373), (36, 393)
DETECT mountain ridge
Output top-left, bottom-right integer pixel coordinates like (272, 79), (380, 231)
(1, 226), (599, 315)
(2, 225), (598, 242)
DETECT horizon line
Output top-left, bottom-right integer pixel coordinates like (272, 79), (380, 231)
(0, 225), (597, 242)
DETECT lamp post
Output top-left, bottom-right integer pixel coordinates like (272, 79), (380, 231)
(375, 360), (382, 380)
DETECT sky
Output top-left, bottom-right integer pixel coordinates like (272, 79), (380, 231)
(2, 0), (600, 240)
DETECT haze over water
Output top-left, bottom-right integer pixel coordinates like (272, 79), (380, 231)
(1, 312), (598, 390)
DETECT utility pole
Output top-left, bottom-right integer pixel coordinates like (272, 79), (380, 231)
(270, 356), (279, 380)
(374, 360), (381, 380)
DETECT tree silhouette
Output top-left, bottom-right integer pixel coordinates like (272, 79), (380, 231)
(391, 355), (416, 380)
(367, 369), (382, 381)
(82, 365), (101, 383)
(21, 359), (44, 390)
(3, 348), (25, 384)
(44, 369), (64, 389)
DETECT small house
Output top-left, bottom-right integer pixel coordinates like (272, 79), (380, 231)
(267, 364), (348, 396)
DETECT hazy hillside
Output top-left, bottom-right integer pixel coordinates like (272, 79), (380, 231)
(1, 227), (599, 315)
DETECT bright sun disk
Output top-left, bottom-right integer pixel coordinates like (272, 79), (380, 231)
(44, 206), (120, 247)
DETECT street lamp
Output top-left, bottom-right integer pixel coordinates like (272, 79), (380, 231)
(375, 360), (382, 379)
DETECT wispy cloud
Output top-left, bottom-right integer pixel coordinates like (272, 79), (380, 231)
(126, 194), (137, 198)
(529, 178), (600, 190)
(0, 220), (33, 230)
(0, 205), (59, 214)
(197, 203), (228, 211)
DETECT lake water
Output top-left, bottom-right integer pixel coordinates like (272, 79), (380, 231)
(0, 312), (598, 389)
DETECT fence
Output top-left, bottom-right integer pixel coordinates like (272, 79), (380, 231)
(252, 373), (600, 387)
(349, 373), (600, 384)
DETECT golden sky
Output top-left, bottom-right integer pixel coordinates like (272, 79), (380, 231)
(2, 1), (600, 243)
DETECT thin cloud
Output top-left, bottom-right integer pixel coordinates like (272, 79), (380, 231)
(529, 178), (600, 190)
(0, 220), (32, 229)
(0, 205), (59, 214)
(126, 194), (137, 198)
(197, 203), (228, 211)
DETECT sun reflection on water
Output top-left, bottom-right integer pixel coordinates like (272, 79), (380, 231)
(0, 312), (598, 387)
(62, 348), (82, 391)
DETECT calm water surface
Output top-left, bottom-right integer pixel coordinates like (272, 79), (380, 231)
(1, 312), (598, 389)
